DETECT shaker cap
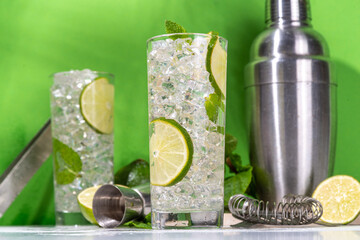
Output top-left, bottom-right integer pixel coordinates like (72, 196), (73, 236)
(266, 0), (311, 26)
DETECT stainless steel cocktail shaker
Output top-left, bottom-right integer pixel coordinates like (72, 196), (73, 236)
(245, 0), (337, 202)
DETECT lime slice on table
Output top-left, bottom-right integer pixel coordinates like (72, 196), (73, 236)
(312, 175), (360, 224)
(80, 77), (114, 134)
(77, 185), (102, 224)
(149, 118), (193, 186)
(206, 32), (227, 98)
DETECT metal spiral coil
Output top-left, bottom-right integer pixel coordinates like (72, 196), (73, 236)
(229, 194), (323, 225)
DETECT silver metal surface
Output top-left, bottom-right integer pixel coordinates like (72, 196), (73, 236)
(0, 120), (52, 217)
(1, 224), (360, 240)
(133, 183), (151, 216)
(266, 0), (311, 27)
(229, 194), (322, 225)
(245, 0), (336, 202)
(92, 184), (149, 228)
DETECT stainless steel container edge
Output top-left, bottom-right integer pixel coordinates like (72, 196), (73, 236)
(245, 0), (337, 202)
(92, 184), (151, 228)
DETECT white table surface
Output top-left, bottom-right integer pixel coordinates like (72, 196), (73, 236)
(0, 214), (359, 240)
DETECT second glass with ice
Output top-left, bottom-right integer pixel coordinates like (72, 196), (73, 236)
(147, 33), (228, 229)
(50, 70), (114, 225)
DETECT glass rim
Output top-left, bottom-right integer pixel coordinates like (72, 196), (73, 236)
(49, 70), (114, 78)
(147, 33), (227, 43)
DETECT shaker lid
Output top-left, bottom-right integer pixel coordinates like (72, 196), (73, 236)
(266, 0), (311, 26)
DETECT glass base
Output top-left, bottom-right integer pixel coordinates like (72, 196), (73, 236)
(56, 211), (91, 225)
(152, 210), (223, 229)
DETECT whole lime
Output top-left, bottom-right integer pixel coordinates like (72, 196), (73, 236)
(114, 159), (150, 187)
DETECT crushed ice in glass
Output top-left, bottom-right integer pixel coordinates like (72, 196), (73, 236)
(148, 37), (225, 211)
(51, 69), (113, 213)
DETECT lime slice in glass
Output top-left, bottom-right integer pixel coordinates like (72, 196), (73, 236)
(80, 77), (114, 134)
(206, 32), (227, 98)
(312, 175), (360, 224)
(149, 118), (193, 187)
(77, 185), (102, 224)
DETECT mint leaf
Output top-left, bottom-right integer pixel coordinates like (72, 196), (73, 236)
(123, 213), (152, 229)
(165, 20), (186, 34)
(144, 213), (151, 223)
(224, 166), (253, 207)
(53, 138), (82, 185)
(123, 221), (152, 229)
(225, 133), (238, 157)
(205, 93), (225, 123)
(165, 20), (188, 41)
(226, 153), (252, 174)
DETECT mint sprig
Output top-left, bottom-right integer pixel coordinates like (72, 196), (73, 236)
(53, 138), (82, 185)
(123, 213), (152, 229)
(224, 167), (253, 208)
(225, 133), (252, 174)
(165, 20), (189, 40)
(165, 20), (186, 34)
(225, 133), (251, 173)
(224, 133), (254, 207)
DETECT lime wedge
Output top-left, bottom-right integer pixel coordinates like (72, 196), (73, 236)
(149, 118), (193, 186)
(206, 32), (227, 98)
(312, 175), (360, 224)
(77, 185), (102, 224)
(80, 77), (114, 134)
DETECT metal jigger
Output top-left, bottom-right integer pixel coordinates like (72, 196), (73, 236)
(245, 0), (337, 202)
(92, 184), (151, 228)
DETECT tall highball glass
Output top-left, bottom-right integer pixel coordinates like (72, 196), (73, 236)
(147, 33), (228, 229)
(50, 69), (114, 225)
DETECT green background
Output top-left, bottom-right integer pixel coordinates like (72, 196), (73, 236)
(0, 0), (359, 225)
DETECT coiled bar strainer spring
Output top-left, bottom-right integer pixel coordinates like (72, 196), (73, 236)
(229, 194), (323, 225)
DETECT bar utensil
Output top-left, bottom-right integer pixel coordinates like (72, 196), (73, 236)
(245, 0), (337, 202)
(229, 194), (322, 225)
(0, 120), (52, 217)
(92, 184), (151, 228)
